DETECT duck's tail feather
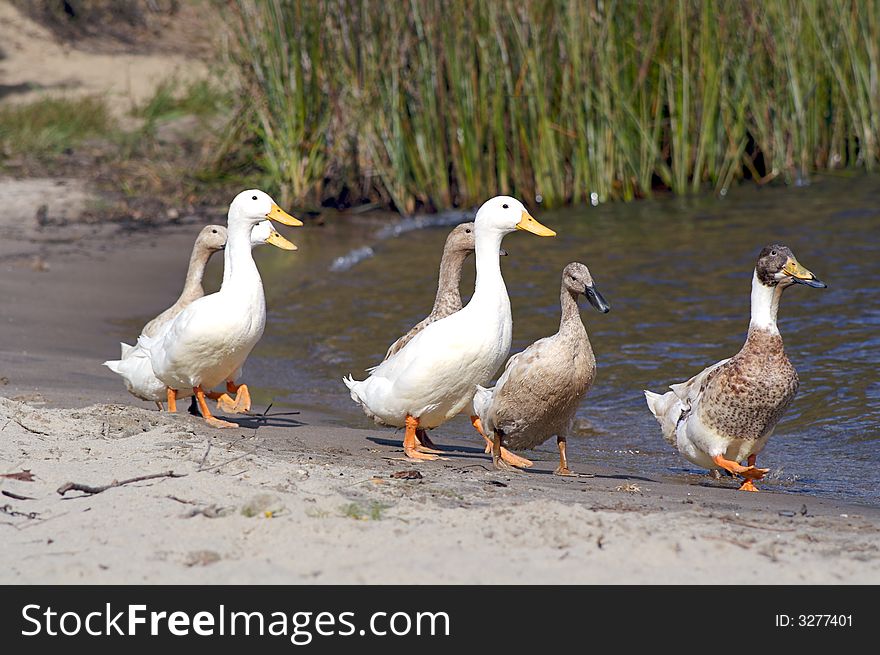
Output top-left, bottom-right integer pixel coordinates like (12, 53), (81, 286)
(472, 384), (495, 433)
(104, 359), (123, 375)
(644, 389), (680, 445)
(120, 342), (134, 358)
(343, 374), (362, 402)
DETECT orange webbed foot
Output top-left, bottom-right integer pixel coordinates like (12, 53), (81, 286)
(403, 416), (446, 461)
(739, 479), (760, 492)
(712, 454), (769, 483)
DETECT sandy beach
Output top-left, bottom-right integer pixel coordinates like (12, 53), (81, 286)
(1, 217), (878, 585)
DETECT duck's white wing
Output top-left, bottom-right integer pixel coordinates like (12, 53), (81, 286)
(104, 343), (167, 402)
(645, 357), (731, 445)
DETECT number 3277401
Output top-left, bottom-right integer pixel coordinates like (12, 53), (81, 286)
(775, 615), (853, 627)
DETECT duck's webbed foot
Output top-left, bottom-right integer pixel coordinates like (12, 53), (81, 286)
(500, 448), (533, 469)
(215, 381), (251, 414)
(195, 386), (237, 429)
(403, 416), (446, 461)
(738, 480), (759, 492)
(414, 428), (444, 454)
(471, 415), (533, 468)
(491, 432), (522, 473)
(712, 454), (768, 490)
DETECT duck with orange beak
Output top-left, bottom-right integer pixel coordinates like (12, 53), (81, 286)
(345, 196), (556, 461)
(145, 190), (301, 428)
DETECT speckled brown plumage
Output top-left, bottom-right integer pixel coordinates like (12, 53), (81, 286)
(698, 327), (799, 441)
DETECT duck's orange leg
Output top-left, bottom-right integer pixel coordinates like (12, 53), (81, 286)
(166, 387), (177, 413)
(712, 454), (768, 491)
(554, 436), (575, 476)
(403, 415), (444, 461)
(195, 386), (237, 429)
(471, 415), (533, 468)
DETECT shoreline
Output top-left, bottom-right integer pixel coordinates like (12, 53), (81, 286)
(1, 218), (879, 584)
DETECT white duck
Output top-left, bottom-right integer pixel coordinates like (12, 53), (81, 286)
(645, 245), (826, 491)
(104, 224), (227, 409)
(344, 196), (555, 460)
(145, 190), (300, 428)
(105, 221), (290, 412)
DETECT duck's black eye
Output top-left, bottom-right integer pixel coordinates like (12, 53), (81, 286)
(502, 203), (509, 209)
(252, 195), (258, 200)
(465, 228), (471, 233)
(770, 250), (777, 256)
(212, 229), (218, 233)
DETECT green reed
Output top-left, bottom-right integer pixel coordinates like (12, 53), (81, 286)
(223, 0), (880, 211)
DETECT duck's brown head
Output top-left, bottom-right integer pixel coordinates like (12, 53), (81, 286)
(756, 244), (826, 289)
(446, 222), (507, 257)
(195, 224), (228, 253)
(563, 262), (610, 313)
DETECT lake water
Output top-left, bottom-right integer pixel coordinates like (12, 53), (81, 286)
(241, 175), (880, 505)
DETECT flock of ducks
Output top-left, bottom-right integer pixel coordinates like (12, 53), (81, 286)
(105, 191), (826, 492)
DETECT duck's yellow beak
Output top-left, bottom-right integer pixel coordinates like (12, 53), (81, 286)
(515, 210), (556, 237)
(266, 228), (297, 251)
(783, 256), (826, 288)
(266, 203), (303, 227)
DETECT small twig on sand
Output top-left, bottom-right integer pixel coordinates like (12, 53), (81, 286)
(166, 495), (199, 505)
(57, 471), (186, 497)
(199, 448), (256, 473)
(10, 418), (50, 436)
(197, 440), (212, 472)
(718, 516), (797, 532)
(2, 490), (35, 501)
(1, 470), (35, 481)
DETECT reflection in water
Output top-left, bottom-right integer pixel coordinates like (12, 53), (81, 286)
(240, 176), (880, 504)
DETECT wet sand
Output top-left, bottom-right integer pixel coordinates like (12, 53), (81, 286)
(1, 218), (879, 584)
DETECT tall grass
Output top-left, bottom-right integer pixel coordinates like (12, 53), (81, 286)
(0, 96), (114, 157)
(225, 0), (880, 211)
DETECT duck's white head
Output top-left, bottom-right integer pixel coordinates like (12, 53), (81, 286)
(250, 219), (297, 250)
(474, 195), (556, 237)
(228, 189), (303, 229)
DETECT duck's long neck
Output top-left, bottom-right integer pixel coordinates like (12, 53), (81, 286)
(220, 222), (261, 293)
(432, 249), (468, 315)
(748, 270), (783, 335)
(176, 244), (212, 305)
(558, 287), (583, 332)
(559, 286), (589, 350)
(469, 229), (508, 312)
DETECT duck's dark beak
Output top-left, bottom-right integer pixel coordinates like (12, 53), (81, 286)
(792, 276), (826, 288)
(784, 257), (826, 288)
(584, 284), (611, 313)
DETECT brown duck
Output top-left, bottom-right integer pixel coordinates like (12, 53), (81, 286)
(473, 262), (610, 474)
(645, 244), (826, 491)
